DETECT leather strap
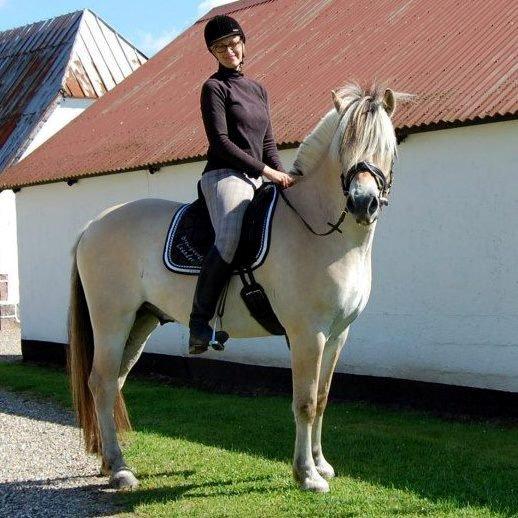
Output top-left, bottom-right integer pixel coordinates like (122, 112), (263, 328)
(279, 187), (348, 236)
(279, 161), (391, 237)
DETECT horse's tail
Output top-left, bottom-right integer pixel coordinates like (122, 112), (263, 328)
(68, 233), (132, 455)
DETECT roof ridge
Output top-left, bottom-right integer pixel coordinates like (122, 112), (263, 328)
(0, 10), (85, 38)
(80, 9), (148, 59)
(196, 0), (278, 23)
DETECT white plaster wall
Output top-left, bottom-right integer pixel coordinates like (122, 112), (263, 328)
(21, 98), (95, 159)
(15, 120), (518, 391)
(0, 190), (19, 304)
(348, 120), (518, 391)
(0, 98), (95, 307)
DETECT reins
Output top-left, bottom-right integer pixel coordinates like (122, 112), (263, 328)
(280, 161), (392, 237)
(279, 188), (348, 236)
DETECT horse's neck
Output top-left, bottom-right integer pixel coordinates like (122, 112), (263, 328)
(287, 112), (375, 259)
(287, 156), (375, 258)
(289, 156), (342, 225)
(288, 111), (339, 224)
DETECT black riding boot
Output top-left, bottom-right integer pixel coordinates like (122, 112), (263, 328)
(188, 246), (233, 354)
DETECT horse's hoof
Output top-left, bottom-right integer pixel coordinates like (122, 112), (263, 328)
(315, 460), (335, 480)
(300, 475), (330, 493)
(294, 465), (330, 493)
(110, 469), (139, 490)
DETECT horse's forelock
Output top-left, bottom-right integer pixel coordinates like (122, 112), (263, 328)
(291, 84), (399, 178)
(336, 83), (397, 173)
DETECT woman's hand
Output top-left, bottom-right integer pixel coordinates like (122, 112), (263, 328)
(262, 166), (296, 189)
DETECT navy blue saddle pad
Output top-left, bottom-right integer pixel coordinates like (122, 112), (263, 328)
(163, 182), (279, 275)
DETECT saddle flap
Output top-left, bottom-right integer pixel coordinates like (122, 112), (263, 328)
(163, 182), (279, 275)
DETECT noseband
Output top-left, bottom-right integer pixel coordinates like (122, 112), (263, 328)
(341, 161), (392, 207)
(280, 160), (393, 236)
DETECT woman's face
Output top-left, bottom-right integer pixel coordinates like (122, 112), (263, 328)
(210, 35), (244, 69)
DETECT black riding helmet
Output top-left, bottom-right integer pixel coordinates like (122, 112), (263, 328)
(204, 14), (246, 50)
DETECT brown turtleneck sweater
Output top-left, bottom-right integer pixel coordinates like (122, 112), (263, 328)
(201, 64), (285, 179)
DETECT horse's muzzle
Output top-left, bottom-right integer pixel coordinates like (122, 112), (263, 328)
(346, 192), (379, 225)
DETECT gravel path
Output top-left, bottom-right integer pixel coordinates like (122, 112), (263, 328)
(0, 322), (123, 517)
(0, 319), (22, 361)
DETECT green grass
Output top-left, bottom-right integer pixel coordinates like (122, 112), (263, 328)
(0, 361), (517, 517)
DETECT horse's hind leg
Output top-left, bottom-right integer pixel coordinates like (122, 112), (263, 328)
(290, 331), (329, 493)
(98, 310), (160, 478)
(312, 327), (349, 480)
(118, 310), (160, 390)
(89, 311), (138, 489)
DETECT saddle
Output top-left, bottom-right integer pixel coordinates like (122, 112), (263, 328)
(163, 181), (286, 336)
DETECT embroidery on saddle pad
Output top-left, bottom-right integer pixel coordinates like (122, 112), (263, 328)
(163, 182), (279, 275)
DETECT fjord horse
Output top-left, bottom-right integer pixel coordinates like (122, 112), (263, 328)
(69, 84), (404, 492)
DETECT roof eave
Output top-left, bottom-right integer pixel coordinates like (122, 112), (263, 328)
(2, 113), (516, 193)
(397, 112), (518, 138)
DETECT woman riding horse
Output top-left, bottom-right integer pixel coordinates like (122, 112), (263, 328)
(69, 81), (404, 492)
(189, 15), (295, 354)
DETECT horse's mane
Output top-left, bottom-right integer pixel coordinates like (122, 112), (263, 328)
(291, 84), (400, 177)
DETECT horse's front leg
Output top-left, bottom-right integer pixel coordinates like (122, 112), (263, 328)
(312, 328), (349, 480)
(290, 331), (329, 492)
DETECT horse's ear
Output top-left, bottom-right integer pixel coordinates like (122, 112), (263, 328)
(332, 90), (343, 113)
(383, 88), (396, 116)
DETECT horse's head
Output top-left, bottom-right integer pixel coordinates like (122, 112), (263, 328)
(331, 85), (400, 226)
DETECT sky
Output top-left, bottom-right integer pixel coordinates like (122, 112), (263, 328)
(0, 0), (237, 56)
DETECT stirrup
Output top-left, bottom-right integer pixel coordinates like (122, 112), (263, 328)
(208, 316), (228, 351)
(189, 330), (229, 354)
(209, 330), (229, 351)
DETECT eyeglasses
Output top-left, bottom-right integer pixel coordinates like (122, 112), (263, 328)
(211, 38), (242, 54)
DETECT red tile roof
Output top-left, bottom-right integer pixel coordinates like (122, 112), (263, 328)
(1, 0), (516, 190)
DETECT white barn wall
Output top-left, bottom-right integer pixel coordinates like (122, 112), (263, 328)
(16, 160), (290, 364)
(0, 98), (95, 308)
(348, 120), (518, 392)
(16, 120), (518, 391)
(0, 190), (18, 305)
(21, 98), (95, 159)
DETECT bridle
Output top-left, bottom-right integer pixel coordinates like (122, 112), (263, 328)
(341, 161), (392, 207)
(279, 160), (393, 236)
